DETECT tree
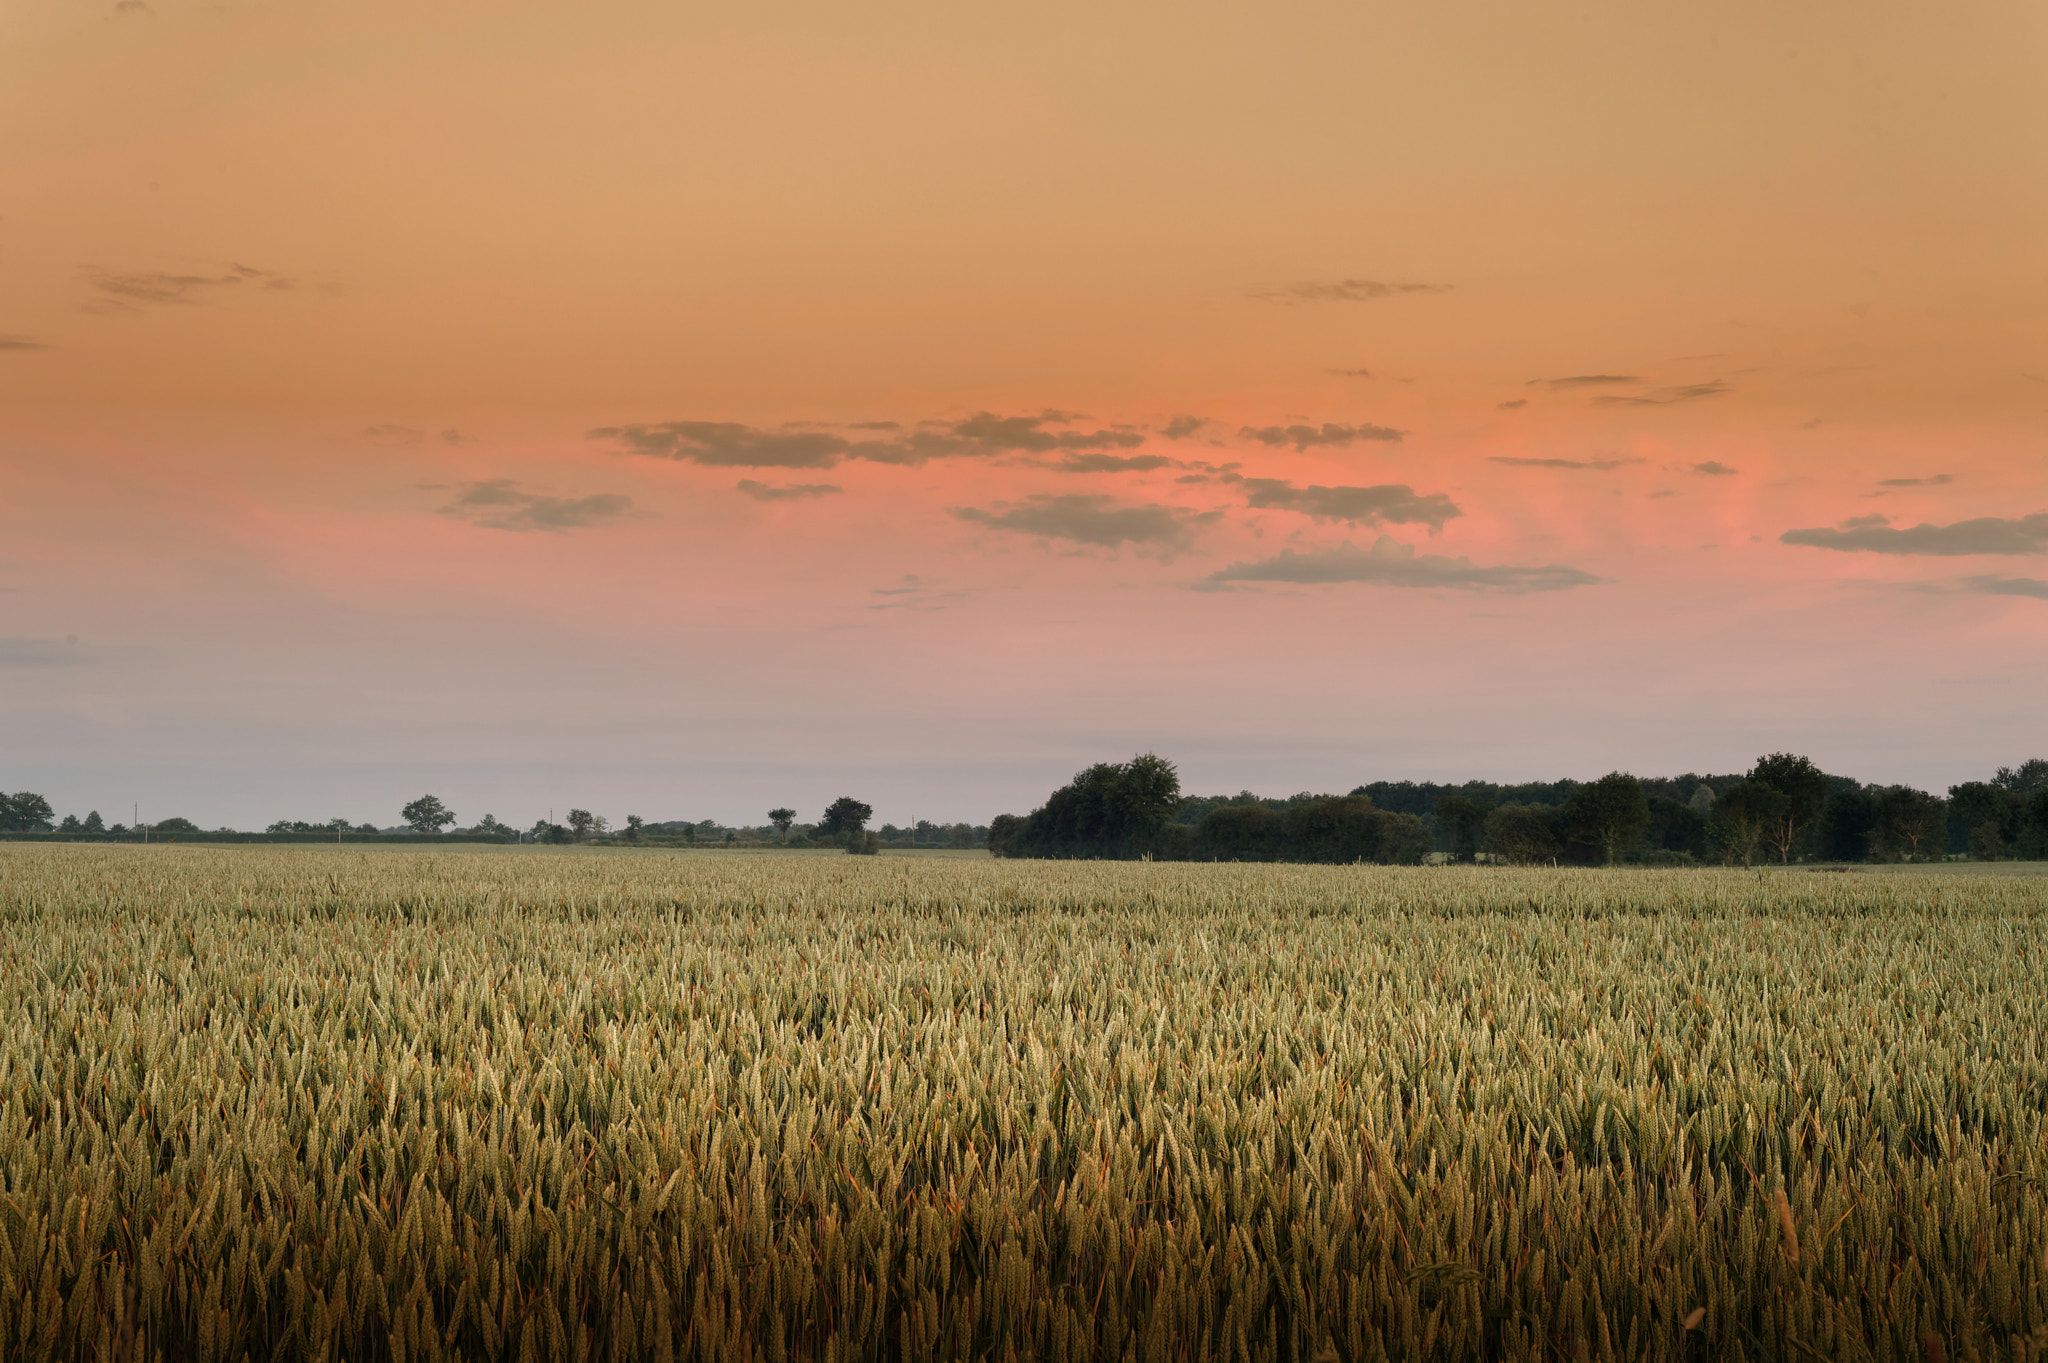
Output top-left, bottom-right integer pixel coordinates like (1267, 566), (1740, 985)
(1708, 780), (1781, 868)
(1011, 753), (1181, 859)
(1434, 795), (1492, 863)
(1816, 787), (1877, 862)
(565, 809), (607, 841)
(401, 795), (456, 834)
(528, 819), (568, 844)
(82, 810), (104, 832)
(986, 814), (1026, 858)
(1645, 797), (1708, 859)
(818, 797), (874, 838)
(624, 815), (644, 841)
(1483, 804), (1558, 866)
(1749, 753), (1830, 864)
(768, 808), (796, 839)
(1993, 759), (2048, 796)
(1562, 772), (1650, 865)
(1, 791), (55, 832)
(151, 817), (200, 834)
(472, 814), (515, 841)
(1871, 786), (1946, 861)
(947, 822), (977, 849)
(57, 814), (81, 832)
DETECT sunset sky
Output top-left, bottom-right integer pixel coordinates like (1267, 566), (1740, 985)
(3, 0), (2045, 829)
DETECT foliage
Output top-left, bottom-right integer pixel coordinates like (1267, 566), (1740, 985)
(565, 808), (608, 841)
(401, 793), (456, 834)
(1434, 794), (1492, 862)
(1482, 803), (1558, 865)
(150, 816), (201, 834)
(1, 848), (2046, 1360)
(1558, 772), (1650, 865)
(1748, 752), (1831, 863)
(1003, 753), (1181, 859)
(1868, 785), (1947, 862)
(767, 807), (796, 837)
(1708, 779), (1781, 867)
(0, 791), (55, 832)
(818, 796), (873, 838)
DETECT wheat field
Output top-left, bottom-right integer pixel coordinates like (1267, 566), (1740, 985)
(1, 845), (2044, 1361)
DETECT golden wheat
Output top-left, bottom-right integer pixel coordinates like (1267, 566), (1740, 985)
(0, 845), (2043, 1361)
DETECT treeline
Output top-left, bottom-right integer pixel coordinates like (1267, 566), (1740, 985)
(989, 754), (2048, 865)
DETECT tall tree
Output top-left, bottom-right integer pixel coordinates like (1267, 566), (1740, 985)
(818, 797), (873, 837)
(1434, 795), (1492, 863)
(767, 808), (796, 839)
(1562, 772), (1650, 865)
(565, 809), (606, 841)
(1709, 780), (1781, 868)
(401, 795), (456, 834)
(1012, 753), (1182, 859)
(1749, 753), (1830, 864)
(1, 792), (55, 832)
(1871, 787), (1946, 861)
(1482, 804), (1558, 866)
(1993, 759), (2048, 795)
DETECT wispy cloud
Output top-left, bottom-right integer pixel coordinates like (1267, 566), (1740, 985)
(1489, 456), (1644, 471)
(1496, 399), (1527, 410)
(1250, 279), (1453, 304)
(954, 494), (1218, 550)
(1238, 422), (1403, 451)
(0, 335), (50, 352)
(1782, 513), (2048, 556)
(1528, 375), (1642, 390)
(591, 411), (1145, 469)
(0, 636), (91, 668)
(1592, 381), (1731, 407)
(736, 480), (841, 501)
(365, 424), (424, 445)
(1205, 536), (1601, 593)
(869, 575), (971, 611)
(1161, 415), (1210, 440)
(1877, 473), (1955, 487)
(83, 262), (296, 311)
(1328, 367), (1373, 378)
(1964, 575), (2048, 599)
(1692, 461), (1738, 476)
(1056, 453), (1176, 474)
(591, 421), (849, 468)
(438, 479), (636, 532)
(1239, 479), (1460, 530)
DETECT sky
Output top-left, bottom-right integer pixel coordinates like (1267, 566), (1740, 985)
(2, 0), (2045, 830)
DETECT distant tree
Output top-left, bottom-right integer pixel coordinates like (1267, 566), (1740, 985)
(1644, 797), (1709, 859)
(1687, 785), (1717, 818)
(82, 810), (104, 832)
(624, 815), (644, 841)
(1708, 780), (1780, 868)
(1816, 787), (1877, 861)
(401, 795), (456, 834)
(1993, 759), (2048, 796)
(1969, 821), (2006, 861)
(1749, 753), (1830, 863)
(528, 819), (568, 844)
(57, 814), (81, 832)
(565, 809), (606, 841)
(151, 817), (200, 834)
(472, 814), (514, 841)
(818, 797), (874, 838)
(986, 814), (1026, 857)
(1434, 795), (1492, 863)
(1483, 804), (1558, 866)
(355, 823), (379, 835)
(1012, 753), (1181, 859)
(1870, 786), (1946, 862)
(325, 817), (353, 833)
(1561, 773), (1651, 865)
(768, 808), (796, 839)
(1, 792), (55, 832)
(1947, 782), (2015, 858)
(2024, 790), (2048, 859)
(947, 822), (976, 849)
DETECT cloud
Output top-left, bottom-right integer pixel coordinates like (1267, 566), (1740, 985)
(1238, 422), (1403, 451)
(109, 0), (151, 15)
(1496, 399), (1527, 410)
(736, 480), (842, 501)
(1528, 375), (1642, 389)
(0, 335), (50, 352)
(1057, 453), (1176, 474)
(869, 575), (970, 611)
(1841, 513), (1891, 529)
(591, 411), (1146, 469)
(1877, 473), (1955, 487)
(83, 262), (295, 310)
(1592, 381), (1732, 407)
(1964, 576), (2048, 599)
(1251, 280), (1454, 304)
(1692, 461), (1738, 476)
(439, 479), (636, 532)
(1489, 456), (1644, 471)
(1781, 513), (2048, 556)
(953, 494), (1217, 550)
(1328, 367), (1373, 378)
(1239, 479), (1460, 529)
(1161, 415), (1210, 440)
(364, 424), (425, 445)
(1205, 536), (1601, 593)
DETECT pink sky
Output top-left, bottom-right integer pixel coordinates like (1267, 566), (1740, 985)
(2, 0), (2044, 829)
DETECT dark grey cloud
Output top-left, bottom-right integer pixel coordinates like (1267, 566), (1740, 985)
(1496, 399), (1527, 410)
(1161, 415), (1209, 440)
(1692, 461), (1738, 476)
(1251, 280), (1453, 304)
(1205, 537), (1601, 593)
(1781, 513), (2048, 557)
(953, 494), (1217, 550)
(0, 636), (89, 668)
(1238, 421), (1403, 451)
(592, 411), (1145, 469)
(1057, 453), (1175, 474)
(1878, 473), (1955, 487)
(1592, 381), (1731, 407)
(439, 479), (635, 532)
(1239, 479), (1460, 529)
(1489, 456), (1644, 471)
(1328, 368), (1373, 378)
(0, 335), (50, 352)
(736, 480), (842, 501)
(1965, 576), (2048, 599)
(1529, 375), (1642, 390)
(84, 262), (294, 310)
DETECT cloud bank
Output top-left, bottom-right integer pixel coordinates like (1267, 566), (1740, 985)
(591, 411), (1146, 469)
(954, 494), (1217, 549)
(1251, 280), (1453, 304)
(1964, 576), (2048, 599)
(1238, 479), (1460, 529)
(439, 480), (635, 532)
(736, 480), (842, 501)
(1489, 456), (1643, 471)
(1237, 422), (1403, 451)
(1782, 513), (2048, 556)
(1206, 537), (1601, 593)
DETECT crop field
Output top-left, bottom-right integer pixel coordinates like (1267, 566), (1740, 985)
(1, 847), (2046, 1362)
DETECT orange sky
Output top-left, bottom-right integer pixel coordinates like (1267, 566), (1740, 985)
(3, 0), (2045, 827)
